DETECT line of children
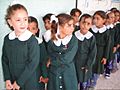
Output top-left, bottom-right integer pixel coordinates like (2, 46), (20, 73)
(90, 10), (111, 88)
(2, 3), (120, 90)
(74, 14), (97, 90)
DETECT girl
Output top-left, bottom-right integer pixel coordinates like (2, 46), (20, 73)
(28, 16), (49, 89)
(2, 4), (40, 90)
(90, 10), (111, 87)
(104, 11), (117, 78)
(74, 14), (97, 90)
(42, 13), (53, 42)
(46, 13), (78, 90)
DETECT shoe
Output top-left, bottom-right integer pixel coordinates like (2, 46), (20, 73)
(105, 74), (110, 79)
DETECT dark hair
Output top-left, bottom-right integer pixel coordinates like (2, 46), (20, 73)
(106, 11), (114, 19)
(79, 14), (92, 22)
(51, 13), (73, 40)
(28, 16), (39, 37)
(93, 10), (106, 19)
(42, 13), (53, 22)
(70, 8), (82, 16)
(110, 7), (117, 12)
(5, 4), (28, 30)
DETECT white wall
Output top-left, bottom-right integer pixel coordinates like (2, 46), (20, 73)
(0, 0), (119, 89)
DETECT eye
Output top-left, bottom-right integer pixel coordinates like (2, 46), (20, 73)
(24, 18), (28, 21)
(16, 19), (20, 21)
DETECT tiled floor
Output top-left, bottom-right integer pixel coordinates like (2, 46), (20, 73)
(95, 64), (120, 90)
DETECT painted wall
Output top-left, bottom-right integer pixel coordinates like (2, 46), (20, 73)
(0, 0), (119, 89)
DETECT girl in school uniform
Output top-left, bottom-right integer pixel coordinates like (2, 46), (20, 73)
(90, 10), (111, 87)
(28, 16), (49, 90)
(46, 13), (78, 90)
(42, 13), (53, 42)
(113, 10), (120, 68)
(2, 4), (40, 90)
(74, 14), (97, 90)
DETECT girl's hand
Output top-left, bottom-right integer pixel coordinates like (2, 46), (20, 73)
(113, 47), (117, 53)
(13, 81), (20, 90)
(47, 58), (51, 68)
(39, 76), (49, 83)
(5, 80), (13, 90)
(101, 58), (107, 64)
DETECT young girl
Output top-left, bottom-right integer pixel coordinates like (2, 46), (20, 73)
(28, 16), (49, 89)
(42, 13), (53, 42)
(2, 4), (40, 90)
(74, 14), (97, 90)
(46, 13), (78, 90)
(90, 10), (111, 87)
(104, 11), (117, 78)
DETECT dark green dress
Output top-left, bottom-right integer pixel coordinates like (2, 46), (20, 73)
(74, 30), (97, 83)
(2, 30), (40, 90)
(47, 35), (78, 90)
(37, 37), (48, 90)
(90, 26), (111, 74)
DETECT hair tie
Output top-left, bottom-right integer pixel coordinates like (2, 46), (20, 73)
(50, 15), (58, 23)
(106, 10), (111, 15)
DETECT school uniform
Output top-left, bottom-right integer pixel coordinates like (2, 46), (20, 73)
(36, 37), (48, 90)
(47, 34), (78, 90)
(74, 30), (97, 82)
(90, 25), (111, 74)
(2, 30), (40, 90)
(105, 24), (116, 78)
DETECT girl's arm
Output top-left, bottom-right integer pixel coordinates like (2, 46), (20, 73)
(2, 36), (11, 81)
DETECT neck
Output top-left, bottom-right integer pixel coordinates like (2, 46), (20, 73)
(96, 25), (104, 29)
(59, 32), (66, 39)
(80, 30), (88, 35)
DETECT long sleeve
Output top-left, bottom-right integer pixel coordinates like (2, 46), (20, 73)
(2, 37), (11, 81)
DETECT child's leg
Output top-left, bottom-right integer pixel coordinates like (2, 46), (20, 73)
(104, 60), (112, 79)
(80, 82), (87, 90)
(90, 73), (100, 87)
(112, 53), (118, 73)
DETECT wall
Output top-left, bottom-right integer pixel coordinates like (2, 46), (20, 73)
(0, 0), (119, 89)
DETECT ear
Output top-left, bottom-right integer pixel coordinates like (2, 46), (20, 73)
(7, 19), (12, 27)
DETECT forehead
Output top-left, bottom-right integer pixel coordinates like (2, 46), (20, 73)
(75, 12), (80, 16)
(67, 19), (74, 24)
(11, 9), (28, 17)
(81, 17), (92, 22)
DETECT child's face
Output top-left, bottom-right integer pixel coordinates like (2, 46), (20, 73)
(28, 22), (38, 35)
(108, 13), (115, 24)
(60, 19), (74, 35)
(44, 19), (51, 30)
(8, 9), (28, 34)
(72, 12), (80, 24)
(80, 17), (92, 34)
(115, 12), (120, 22)
(93, 14), (106, 28)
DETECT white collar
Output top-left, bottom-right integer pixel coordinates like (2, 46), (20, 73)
(35, 37), (43, 44)
(43, 30), (51, 42)
(114, 21), (120, 25)
(106, 24), (114, 29)
(9, 30), (32, 41)
(91, 25), (107, 33)
(75, 30), (93, 41)
(53, 34), (72, 46)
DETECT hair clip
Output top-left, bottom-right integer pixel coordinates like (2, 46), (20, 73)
(50, 15), (58, 23)
(10, 0), (22, 6)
